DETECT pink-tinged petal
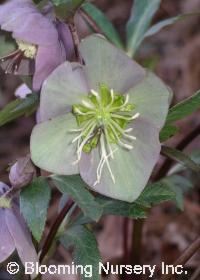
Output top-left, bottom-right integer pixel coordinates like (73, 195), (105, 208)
(57, 22), (75, 60)
(0, 209), (15, 263)
(79, 118), (161, 202)
(0, 0), (31, 25)
(15, 84), (32, 99)
(79, 35), (145, 93)
(0, 0), (58, 46)
(5, 207), (39, 266)
(39, 62), (89, 122)
(33, 43), (66, 91)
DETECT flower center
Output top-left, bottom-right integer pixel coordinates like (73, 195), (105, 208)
(71, 85), (140, 185)
(16, 39), (37, 59)
(0, 197), (11, 209)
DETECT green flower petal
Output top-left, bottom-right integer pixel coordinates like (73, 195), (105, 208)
(79, 35), (145, 93)
(128, 71), (172, 129)
(31, 113), (78, 175)
(79, 119), (160, 202)
(40, 62), (89, 122)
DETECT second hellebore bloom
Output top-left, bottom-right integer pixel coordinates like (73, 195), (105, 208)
(0, 182), (38, 270)
(31, 35), (171, 202)
(0, 0), (73, 90)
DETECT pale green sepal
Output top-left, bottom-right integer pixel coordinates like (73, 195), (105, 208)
(79, 119), (161, 202)
(128, 71), (172, 130)
(31, 113), (79, 175)
(40, 62), (89, 122)
(79, 35), (145, 93)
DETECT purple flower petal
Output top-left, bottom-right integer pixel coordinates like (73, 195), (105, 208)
(15, 84), (32, 99)
(33, 43), (66, 91)
(57, 22), (75, 60)
(0, 0), (58, 46)
(0, 209), (15, 263)
(5, 206), (38, 266)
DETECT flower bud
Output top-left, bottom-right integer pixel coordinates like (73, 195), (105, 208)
(9, 156), (36, 189)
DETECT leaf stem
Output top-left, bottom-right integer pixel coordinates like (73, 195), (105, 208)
(39, 199), (75, 262)
(68, 19), (83, 64)
(160, 237), (200, 280)
(79, 8), (103, 34)
(154, 124), (200, 181)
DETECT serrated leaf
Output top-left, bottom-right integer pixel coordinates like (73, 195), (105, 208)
(144, 12), (200, 38)
(96, 196), (147, 218)
(162, 175), (193, 210)
(162, 146), (200, 174)
(59, 225), (101, 280)
(20, 177), (51, 242)
(136, 182), (175, 207)
(53, 175), (103, 222)
(0, 93), (39, 126)
(126, 0), (161, 57)
(82, 3), (123, 49)
(166, 90), (200, 123)
(160, 125), (180, 142)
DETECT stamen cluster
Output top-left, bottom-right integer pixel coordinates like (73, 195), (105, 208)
(71, 85), (140, 185)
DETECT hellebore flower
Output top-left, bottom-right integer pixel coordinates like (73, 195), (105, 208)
(31, 35), (171, 202)
(0, 182), (38, 268)
(0, 0), (74, 90)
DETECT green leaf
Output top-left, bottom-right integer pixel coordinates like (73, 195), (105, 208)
(52, 175), (103, 222)
(51, 0), (84, 7)
(59, 225), (101, 280)
(53, 0), (86, 19)
(136, 182), (175, 207)
(144, 12), (200, 38)
(160, 125), (180, 142)
(166, 90), (200, 123)
(162, 175), (193, 210)
(0, 93), (39, 126)
(20, 177), (51, 242)
(0, 32), (16, 57)
(82, 3), (123, 49)
(72, 182), (176, 226)
(126, 0), (161, 57)
(162, 146), (200, 174)
(96, 196), (147, 218)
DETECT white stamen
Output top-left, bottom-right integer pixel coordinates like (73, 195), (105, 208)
(82, 100), (95, 110)
(76, 122), (97, 160)
(108, 123), (134, 150)
(71, 120), (95, 143)
(131, 112), (140, 120)
(106, 89), (115, 109)
(94, 135), (116, 186)
(74, 108), (95, 116)
(91, 89), (101, 103)
(110, 119), (137, 141)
